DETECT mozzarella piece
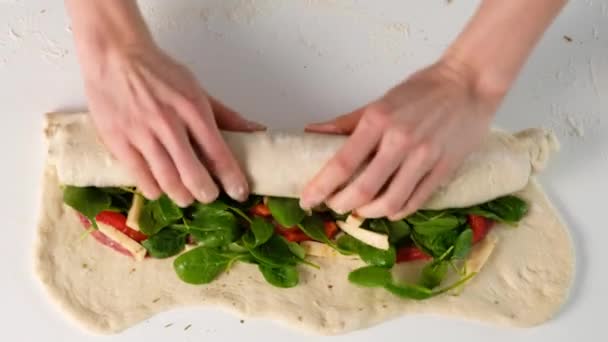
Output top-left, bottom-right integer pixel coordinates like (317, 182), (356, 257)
(300, 241), (340, 257)
(98, 222), (147, 261)
(337, 215), (389, 250)
(466, 235), (498, 274)
(126, 193), (144, 231)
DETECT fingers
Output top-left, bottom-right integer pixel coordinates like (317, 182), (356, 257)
(388, 158), (454, 220)
(105, 136), (161, 200)
(305, 106), (366, 134)
(210, 97), (265, 132)
(300, 104), (390, 210)
(151, 109), (219, 204)
(325, 129), (412, 214)
(180, 97), (250, 202)
(131, 128), (194, 207)
(356, 141), (440, 218)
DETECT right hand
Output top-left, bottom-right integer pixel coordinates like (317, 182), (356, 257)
(82, 43), (264, 206)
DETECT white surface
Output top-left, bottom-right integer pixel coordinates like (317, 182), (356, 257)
(0, 0), (606, 341)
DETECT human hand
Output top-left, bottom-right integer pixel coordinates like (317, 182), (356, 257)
(83, 43), (264, 206)
(301, 60), (502, 220)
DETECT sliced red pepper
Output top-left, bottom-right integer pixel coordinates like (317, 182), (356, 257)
(275, 226), (311, 242)
(467, 214), (495, 243)
(78, 213), (133, 257)
(95, 211), (148, 242)
(396, 246), (431, 263)
(250, 203), (272, 217)
(323, 221), (339, 240)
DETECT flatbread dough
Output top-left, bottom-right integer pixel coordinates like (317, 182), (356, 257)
(35, 112), (574, 334)
(45, 112), (559, 209)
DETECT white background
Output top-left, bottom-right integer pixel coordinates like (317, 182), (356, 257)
(0, 0), (606, 341)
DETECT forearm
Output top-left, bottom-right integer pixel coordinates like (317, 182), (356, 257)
(65, 0), (154, 75)
(443, 0), (567, 99)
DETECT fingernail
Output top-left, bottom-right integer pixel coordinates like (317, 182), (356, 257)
(198, 187), (219, 204)
(300, 197), (318, 210)
(306, 123), (341, 133)
(246, 121), (266, 131)
(227, 185), (247, 202)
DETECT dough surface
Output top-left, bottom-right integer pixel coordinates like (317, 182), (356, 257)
(45, 112), (559, 209)
(35, 112), (574, 334)
(35, 168), (574, 334)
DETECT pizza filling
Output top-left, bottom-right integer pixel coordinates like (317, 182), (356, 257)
(63, 186), (527, 298)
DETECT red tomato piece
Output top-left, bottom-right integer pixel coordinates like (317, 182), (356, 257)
(323, 221), (339, 240)
(467, 215), (495, 243)
(274, 224), (311, 242)
(396, 246), (431, 263)
(95, 211), (148, 242)
(77, 213), (133, 257)
(250, 204), (272, 217)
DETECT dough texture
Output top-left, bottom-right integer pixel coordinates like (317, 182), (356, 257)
(45, 112), (559, 209)
(35, 112), (574, 334)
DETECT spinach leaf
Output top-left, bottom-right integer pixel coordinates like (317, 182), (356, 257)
(258, 264), (299, 288)
(249, 216), (274, 247)
(63, 186), (112, 227)
(484, 195), (528, 223)
(384, 282), (434, 300)
(138, 195), (183, 235)
(286, 240), (306, 260)
(452, 228), (473, 259)
(337, 234), (396, 267)
(188, 208), (240, 248)
(298, 215), (334, 245)
(141, 228), (187, 258)
(173, 247), (246, 284)
(267, 197), (306, 227)
(412, 230), (460, 258)
(419, 260), (448, 289)
(248, 235), (300, 267)
(408, 211), (464, 236)
(462, 195), (528, 224)
(348, 266), (392, 287)
(369, 219), (411, 244)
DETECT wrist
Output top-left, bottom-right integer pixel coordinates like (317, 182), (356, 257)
(66, 0), (154, 79)
(436, 52), (509, 108)
(439, 48), (514, 102)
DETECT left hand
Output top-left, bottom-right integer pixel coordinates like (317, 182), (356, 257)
(300, 60), (503, 220)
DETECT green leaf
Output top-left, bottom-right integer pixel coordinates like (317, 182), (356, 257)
(286, 240), (306, 260)
(248, 235), (300, 267)
(419, 260), (448, 289)
(452, 228), (473, 259)
(370, 219), (411, 244)
(173, 247), (245, 284)
(348, 266), (392, 287)
(141, 228), (187, 258)
(485, 195), (528, 223)
(461, 195), (528, 225)
(63, 186), (112, 225)
(408, 211), (464, 236)
(258, 264), (299, 288)
(138, 195), (183, 235)
(412, 230), (460, 258)
(336, 234), (396, 267)
(249, 216), (274, 247)
(384, 282), (434, 300)
(267, 197), (306, 227)
(298, 215), (334, 245)
(187, 206), (240, 248)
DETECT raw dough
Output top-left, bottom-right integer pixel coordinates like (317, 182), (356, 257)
(45, 112), (559, 209)
(35, 112), (574, 334)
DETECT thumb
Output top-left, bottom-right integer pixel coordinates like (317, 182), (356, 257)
(305, 106), (366, 134)
(210, 97), (266, 132)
